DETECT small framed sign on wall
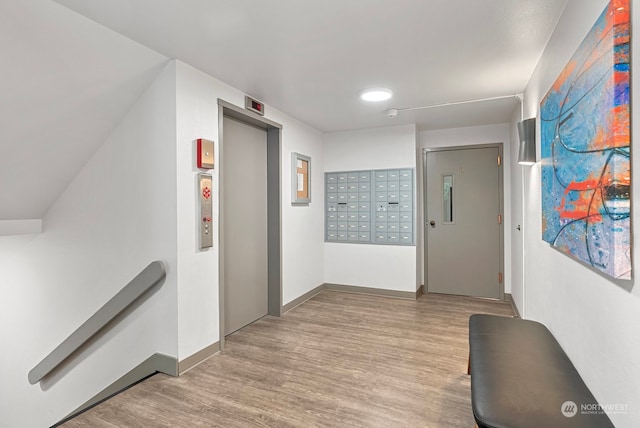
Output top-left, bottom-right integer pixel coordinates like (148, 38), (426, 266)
(292, 152), (311, 205)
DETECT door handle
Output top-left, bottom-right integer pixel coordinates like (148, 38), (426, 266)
(429, 220), (436, 227)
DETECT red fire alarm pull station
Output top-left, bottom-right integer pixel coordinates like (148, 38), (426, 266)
(245, 95), (265, 116)
(197, 138), (215, 169)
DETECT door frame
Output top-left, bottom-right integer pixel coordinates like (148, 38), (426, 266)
(217, 99), (283, 350)
(422, 143), (505, 300)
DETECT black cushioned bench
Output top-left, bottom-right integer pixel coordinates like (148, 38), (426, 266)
(468, 314), (614, 428)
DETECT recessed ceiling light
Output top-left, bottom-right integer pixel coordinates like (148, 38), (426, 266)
(360, 88), (393, 102)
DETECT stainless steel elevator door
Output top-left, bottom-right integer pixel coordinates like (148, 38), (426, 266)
(223, 116), (268, 335)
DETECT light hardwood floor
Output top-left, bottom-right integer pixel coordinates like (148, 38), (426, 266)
(62, 290), (514, 427)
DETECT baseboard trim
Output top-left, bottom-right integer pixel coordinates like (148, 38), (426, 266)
(284, 283), (420, 314)
(283, 284), (325, 313)
(324, 283), (419, 300)
(178, 342), (220, 375)
(505, 293), (521, 318)
(55, 353), (177, 427)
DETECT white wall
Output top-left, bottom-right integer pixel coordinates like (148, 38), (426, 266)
(324, 124), (418, 292)
(0, 58), (327, 426)
(520, 0), (640, 425)
(418, 124), (513, 294)
(0, 62), (178, 428)
(174, 61), (325, 360)
(508, 108), (525, 316)
(175, 62), (234, 361)
(268, 108), (325, 305)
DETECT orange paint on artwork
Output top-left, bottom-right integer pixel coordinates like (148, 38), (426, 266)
(610, 105), (630, 143)
(598, 0), (628, 44)
(558, 204), (602, 222)
(603, 0), (630, 45)
(588, 105), (630, 151)
(613, 0), (630, 24)
(566, 178), (601, 192)
(599, 6), (614, 41)
(552, 60), (576, 92)
(614, 22), (630, 45)
(558, 178), (602, 221)
(589, 126), (628, 153)
(558, 196), (601, 222)
(614, 71), (630, 86)
(601, 163), (631, 187)
(589, 127), (610, 151)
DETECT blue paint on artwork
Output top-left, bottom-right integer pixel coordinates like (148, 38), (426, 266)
(539, 0), (631, 280)
(615, 83), (629, 105)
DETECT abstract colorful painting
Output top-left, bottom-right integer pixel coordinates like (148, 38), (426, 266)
(540, 0), (631, 279)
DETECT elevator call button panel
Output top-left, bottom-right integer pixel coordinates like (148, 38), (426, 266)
(199, 173), (213, 249)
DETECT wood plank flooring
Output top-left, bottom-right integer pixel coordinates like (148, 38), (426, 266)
(62, 290), (514, 427)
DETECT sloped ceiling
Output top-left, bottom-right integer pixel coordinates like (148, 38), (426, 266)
(1, 0), (568, 220)
(0, 1), (168, 220)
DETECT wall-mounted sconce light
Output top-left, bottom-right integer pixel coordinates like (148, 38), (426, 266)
(517, 118), (536, 165)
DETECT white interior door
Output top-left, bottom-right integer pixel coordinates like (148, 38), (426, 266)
(425, 147), (502, 299)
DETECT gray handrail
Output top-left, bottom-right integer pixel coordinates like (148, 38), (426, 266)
(28, 261), (166, 385)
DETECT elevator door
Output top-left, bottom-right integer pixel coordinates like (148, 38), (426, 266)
(223, 116), (268, 335)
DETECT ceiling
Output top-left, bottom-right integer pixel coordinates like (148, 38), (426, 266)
(55, 0), (567, 132)
(1, 0), (567, 220)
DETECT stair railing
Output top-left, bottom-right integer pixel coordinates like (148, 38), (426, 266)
(28, 261), (166, 384)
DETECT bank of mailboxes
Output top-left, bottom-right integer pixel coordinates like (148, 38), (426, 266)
(325, 169), (414, 245)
